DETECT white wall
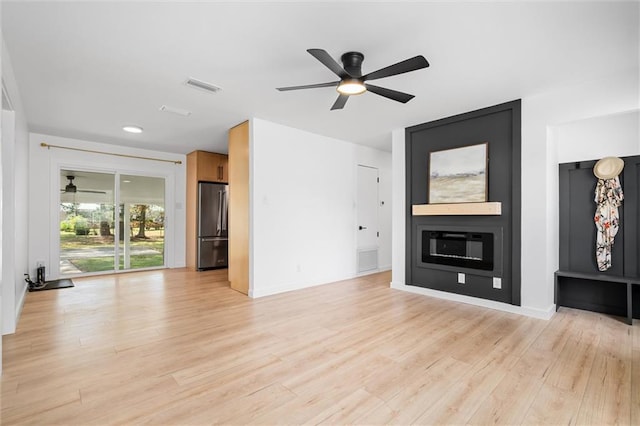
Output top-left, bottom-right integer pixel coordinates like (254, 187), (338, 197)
(0, 0), (4, 372)
(28, 133), (186, 281)
(555, 110), (639, 163)
(391, 128), (406, 288)
(2, 38), (29, 336)
(250, 118), (391, 298)
(392, 69), (639, 319)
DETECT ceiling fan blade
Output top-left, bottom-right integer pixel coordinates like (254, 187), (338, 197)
(276, 81), (340, 91)
(362, 55), (429, 81)
(330, 94), (349, 110)
(78, 190), (107, 194)
(365, 84), (415, 103)
(307, 49), (349, 78)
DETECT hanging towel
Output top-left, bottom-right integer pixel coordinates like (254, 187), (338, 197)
(594, 176), (624, 271)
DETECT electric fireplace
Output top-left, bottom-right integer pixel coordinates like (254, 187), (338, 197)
(417, 225), (502, 274)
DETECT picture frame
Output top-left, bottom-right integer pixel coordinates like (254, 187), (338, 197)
(428, 142), (488, 204)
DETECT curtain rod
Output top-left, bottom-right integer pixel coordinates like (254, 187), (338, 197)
(40, 142), (183, 165)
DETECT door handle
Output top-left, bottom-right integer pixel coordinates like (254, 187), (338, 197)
(359, 226), (367, 230)
(221, 190), (227, 231)
(217, 191), (223, 234)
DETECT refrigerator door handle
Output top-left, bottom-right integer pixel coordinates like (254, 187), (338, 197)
(216, 190), (223, 235)
(221, 190), (227, 232)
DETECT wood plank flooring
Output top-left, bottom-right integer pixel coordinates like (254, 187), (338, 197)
(1, 268), (638, 425)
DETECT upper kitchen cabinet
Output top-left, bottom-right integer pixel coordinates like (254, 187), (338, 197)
(191, 150), (228, 183)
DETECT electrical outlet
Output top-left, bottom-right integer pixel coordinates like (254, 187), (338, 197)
(457, 273), (465, 284)
(493, 277), (502, 289)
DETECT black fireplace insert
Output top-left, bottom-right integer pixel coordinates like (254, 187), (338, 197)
(421, 230), (494, 271)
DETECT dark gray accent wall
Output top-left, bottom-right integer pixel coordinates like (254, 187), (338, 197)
(559, 155), (639, 277)
(558, 155), (640, 318)
(623, 156), (640, 278)
(405, 100), (521, 305)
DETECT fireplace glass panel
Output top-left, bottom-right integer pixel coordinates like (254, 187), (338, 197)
(422, 231), (494, 270)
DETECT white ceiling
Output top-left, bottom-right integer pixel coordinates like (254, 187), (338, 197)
(2, 1), (638, 154)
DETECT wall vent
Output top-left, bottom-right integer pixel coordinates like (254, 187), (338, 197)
(184, 78), (222, 94)
(159, 105), (192, 116)
(358, 248), (378, 273)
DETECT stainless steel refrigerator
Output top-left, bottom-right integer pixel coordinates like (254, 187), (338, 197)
(197, 182), (228, 270)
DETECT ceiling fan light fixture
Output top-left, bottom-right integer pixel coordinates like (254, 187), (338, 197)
(64, 176), (77, 193)
(122, 125), (143, 134)
(337, 80), (366, 95)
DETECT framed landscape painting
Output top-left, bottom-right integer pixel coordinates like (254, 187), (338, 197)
(428, 143), (488, 204)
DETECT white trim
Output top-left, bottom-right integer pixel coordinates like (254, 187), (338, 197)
(250, 267), (392, 299)
(356, 266), (391, 278)
(249, 280), (325, 298)
(390, 281), (555, 320)
(1, 109), (17, 335)
(14, 286), (26, 329)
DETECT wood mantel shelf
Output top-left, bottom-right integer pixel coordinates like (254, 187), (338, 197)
(412, 202), (502, 216)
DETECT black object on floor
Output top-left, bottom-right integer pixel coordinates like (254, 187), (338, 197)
(28, 279), (74, 292)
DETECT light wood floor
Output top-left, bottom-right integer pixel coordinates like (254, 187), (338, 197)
(1, 269), (638, 425)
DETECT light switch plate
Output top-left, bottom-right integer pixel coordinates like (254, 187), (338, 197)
(493, 277), (502, 289)
(458, 273), (465, 284)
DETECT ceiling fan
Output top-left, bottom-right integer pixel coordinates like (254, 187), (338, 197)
(276, 49), (429, 110)
(61, 175), (106, 194)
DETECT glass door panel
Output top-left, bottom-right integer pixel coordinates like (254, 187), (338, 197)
(59, 170), (115, 275)
(119, 175), (165, 271)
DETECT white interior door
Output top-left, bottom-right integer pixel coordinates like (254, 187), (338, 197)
(357, 165), (379, 272)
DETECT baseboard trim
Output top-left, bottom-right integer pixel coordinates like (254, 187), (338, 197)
(2, 281), (28, 336)
(251, 269), (392, 299)
(357, 266), (391, 277)
(15, 282), (28, 330)
(390, 281), (555, 320)
(250, 279), (334, 298)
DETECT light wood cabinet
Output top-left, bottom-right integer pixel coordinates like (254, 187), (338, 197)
(195, 151), (228, 183)
(186, 150), (229, 270)
(228, 121), (250, 295)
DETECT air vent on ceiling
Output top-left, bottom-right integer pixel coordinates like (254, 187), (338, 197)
(159, 105), (192, 116)
(184, 78), (222, 94)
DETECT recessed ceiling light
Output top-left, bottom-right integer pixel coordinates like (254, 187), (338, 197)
(123, 125), (143, 134)
(123, 180), (131, 183)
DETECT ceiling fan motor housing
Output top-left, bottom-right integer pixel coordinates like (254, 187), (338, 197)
(65, 176), (77, 193)
(341, 51), (364, 78)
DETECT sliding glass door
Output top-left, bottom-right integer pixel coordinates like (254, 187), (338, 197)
(59, 170), (116, 274)
(119, 174), (165, 271)
(59, 170), (166, 276)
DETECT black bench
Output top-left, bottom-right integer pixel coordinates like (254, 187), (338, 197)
(555, 270), (640, 325)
